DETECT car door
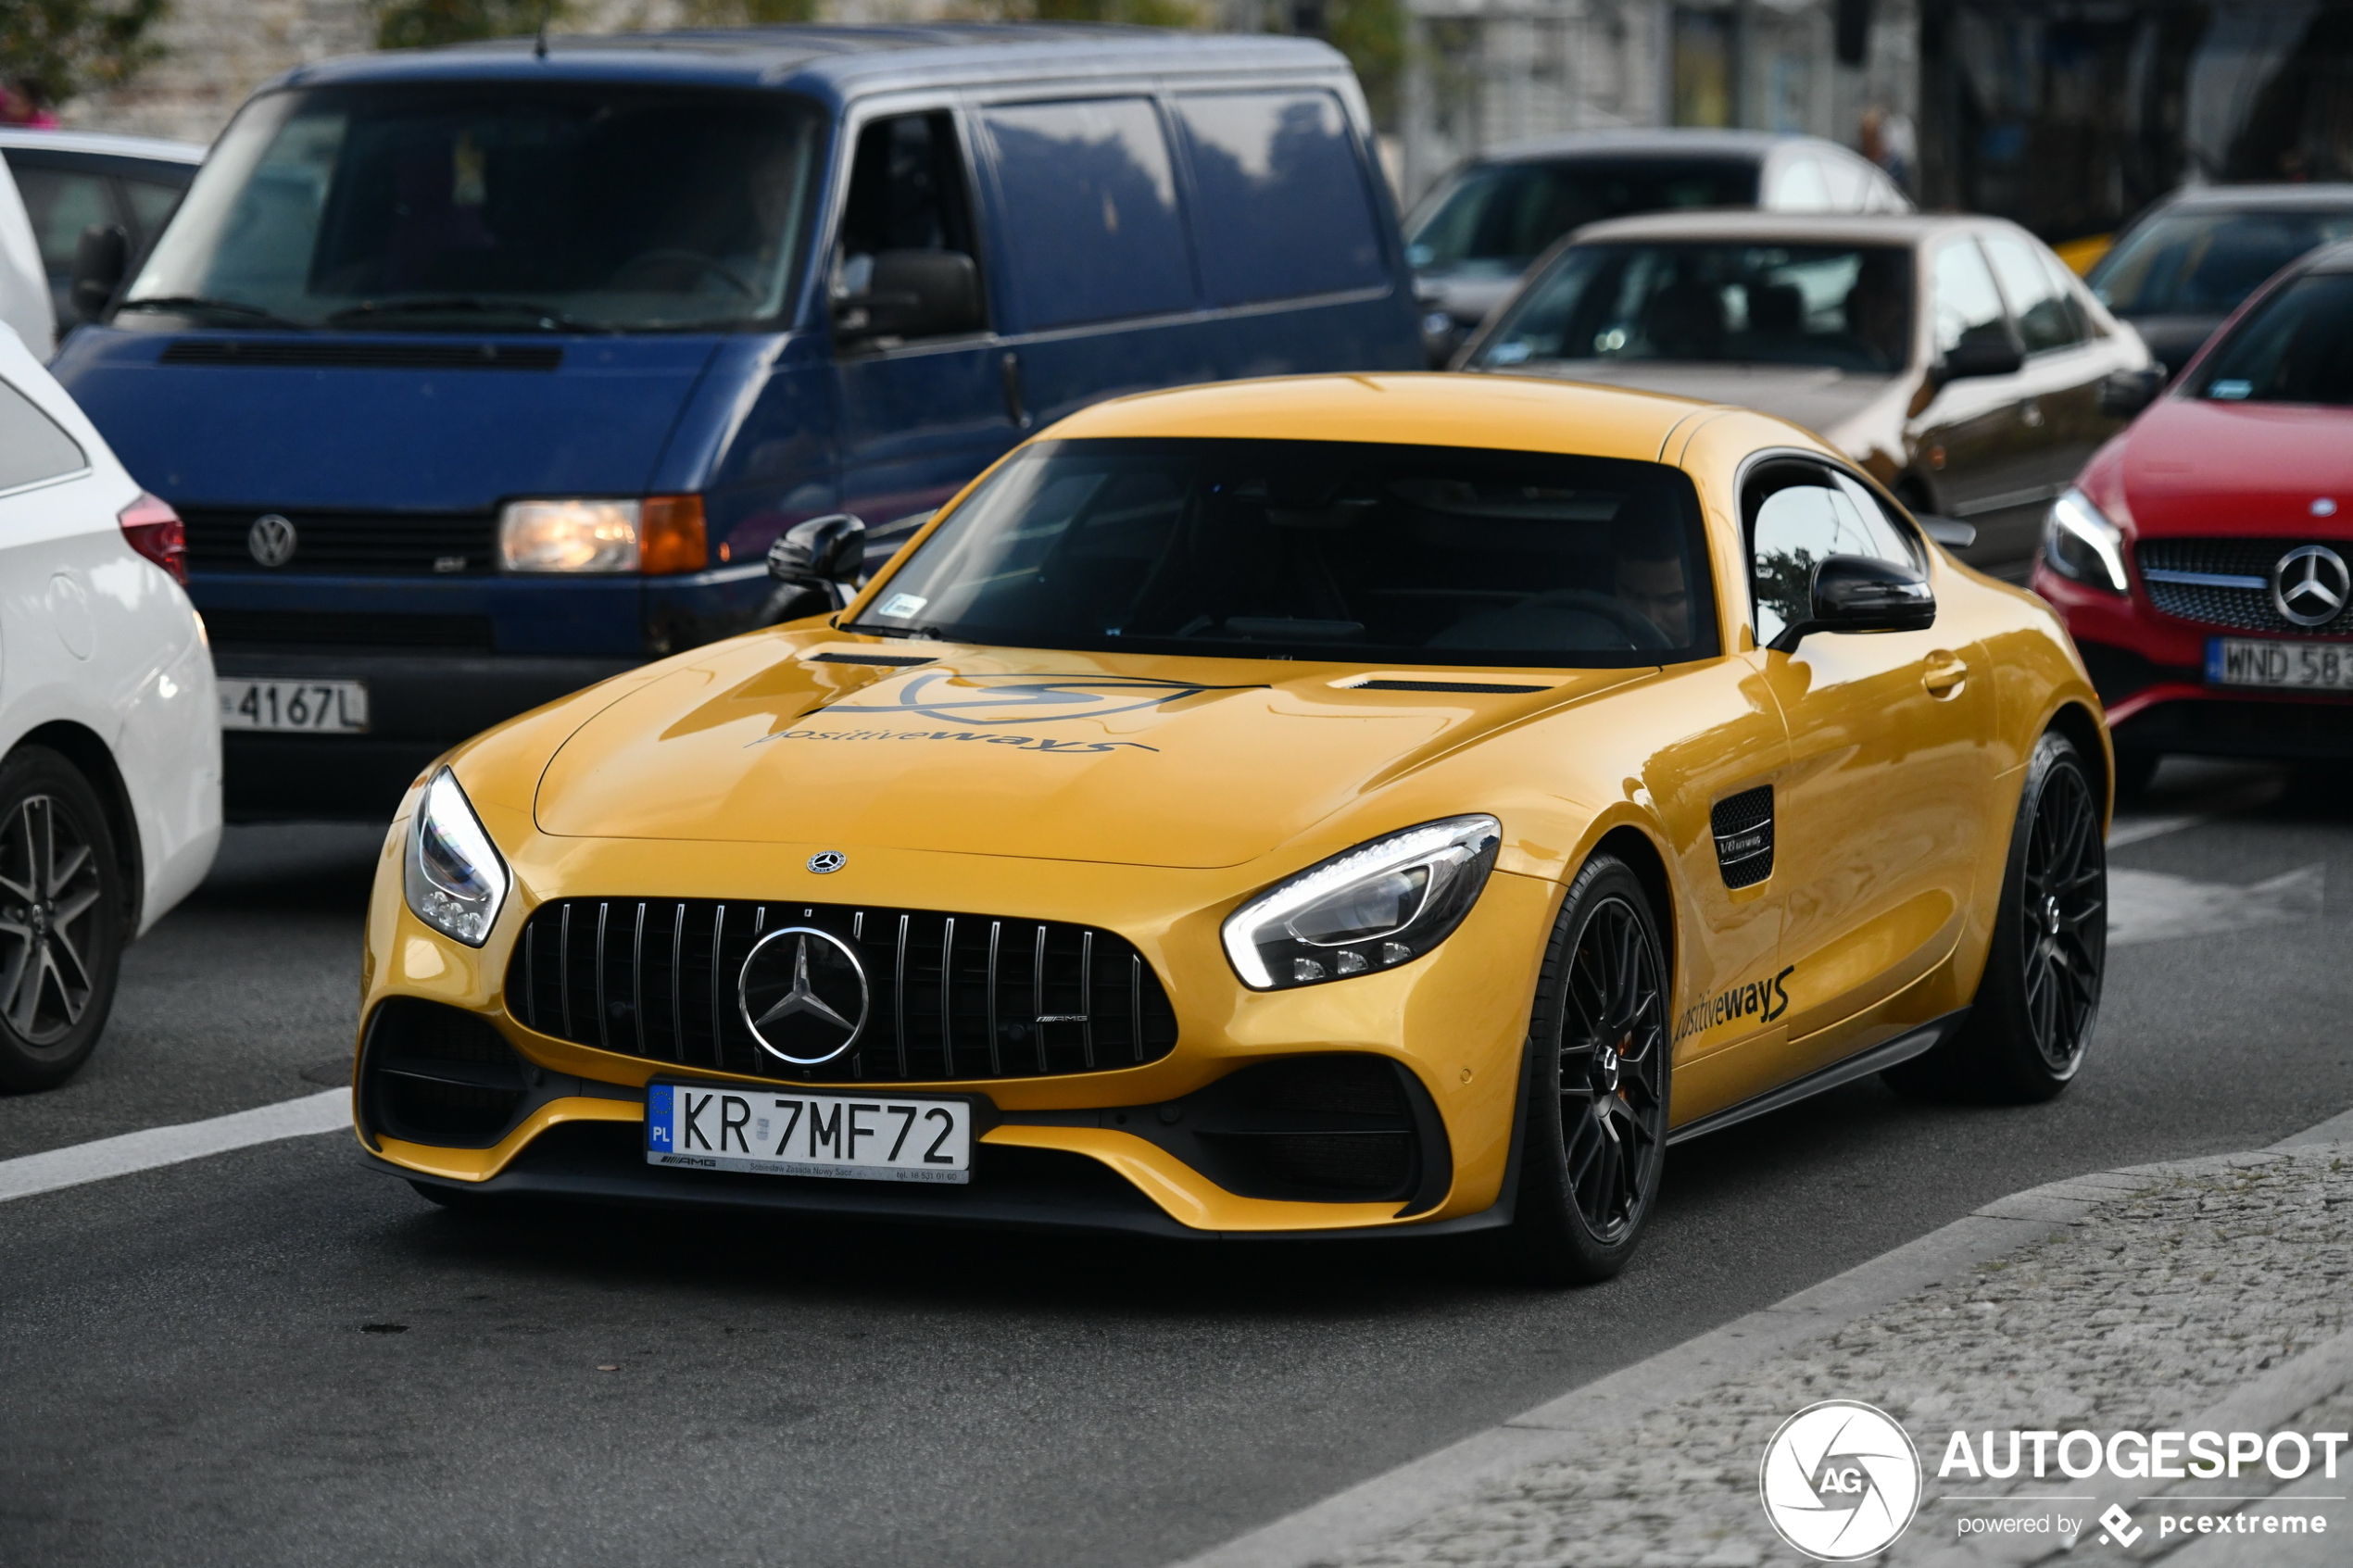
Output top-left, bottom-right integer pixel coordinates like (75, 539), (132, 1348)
(831, 107), (1016, 531)
(1979, 228), (2122, 526)
(1910, 232), (2040, 578)
(1745, 458), (1996, 1073)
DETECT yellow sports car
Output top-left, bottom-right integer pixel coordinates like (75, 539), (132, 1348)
(357, 374), (2108, 1281)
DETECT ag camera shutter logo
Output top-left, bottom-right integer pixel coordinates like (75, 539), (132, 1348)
(1759, 1400), (1923, 1561)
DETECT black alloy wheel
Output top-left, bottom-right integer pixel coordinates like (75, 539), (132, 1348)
(0, 747), (126, 1093)
(1887, 730), (2107, 1103)
(1498, 853), (1671, 1284)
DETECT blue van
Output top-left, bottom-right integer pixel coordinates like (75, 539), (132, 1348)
(52, 25), (1421, 818)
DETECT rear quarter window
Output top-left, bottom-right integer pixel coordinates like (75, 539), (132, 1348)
(0, 379), (88, 492)
(981, 98), (1195, 330)
(1173, 92), (1387, 305)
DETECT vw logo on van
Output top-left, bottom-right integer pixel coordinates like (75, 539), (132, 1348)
(247, 514), (298, 569)
(737, 927), (869, 1065)
(2271, 545), (2350, 629)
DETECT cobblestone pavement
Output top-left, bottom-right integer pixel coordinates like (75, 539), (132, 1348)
(1331, 1146), (2353, 1568)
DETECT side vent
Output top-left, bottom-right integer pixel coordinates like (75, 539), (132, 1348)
(807, 652), (935, 667)
(1349, 679), (1551, 695)
(1711, 785), (1775, 888)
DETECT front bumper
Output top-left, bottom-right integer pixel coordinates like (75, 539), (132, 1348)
(357, 828), (1561, 1236)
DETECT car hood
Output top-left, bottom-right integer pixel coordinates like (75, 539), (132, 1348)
(1489, 361), (1897, 447)
(2120, 398), (2353, 537)
(528, 636), (1645, 869)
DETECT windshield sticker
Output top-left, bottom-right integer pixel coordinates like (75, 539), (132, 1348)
(877, 592), (929, 619)
(814, 672), (1239, 727)
(1673, 965), (1794, 1045)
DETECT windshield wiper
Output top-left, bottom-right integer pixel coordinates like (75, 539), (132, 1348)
(324, 297), (605, 332)
(116, 295), (307, 329)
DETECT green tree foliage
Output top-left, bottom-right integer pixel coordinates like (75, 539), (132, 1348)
(373, 0), (568, 51)
(956, 0), (1203, 31)
(1323, 0), (1403, 130)
(673, 0), (824, 22)
(0, 0), (170, 104)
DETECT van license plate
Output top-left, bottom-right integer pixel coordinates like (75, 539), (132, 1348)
(2207, 638), (2353, 693)
(218, 678), (371, 733)
(645, 1083), (972, 1185)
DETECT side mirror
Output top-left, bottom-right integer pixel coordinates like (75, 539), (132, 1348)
(2097, 364), (2168, 420)
(833, 249), (982, 346)
(70, 224), (128, 322)
(1937, 327), (2024, 383)
(1916, 514), (1977, 550)
(1768, 554), (1936, 653)
(767, 512), (867, 611)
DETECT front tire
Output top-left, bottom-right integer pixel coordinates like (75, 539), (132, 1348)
(1888, 730), (2106, 1102)
(1495, 853), (1671, 1285)
(0, 748), (127, 1094)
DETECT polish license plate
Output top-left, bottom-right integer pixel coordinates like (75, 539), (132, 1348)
(645, 1083), (972, 1185)
(218, 678), (371, 733)
(2207, 638), (2353, 693)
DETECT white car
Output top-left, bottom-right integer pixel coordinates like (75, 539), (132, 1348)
(0, 322), (219, 1090)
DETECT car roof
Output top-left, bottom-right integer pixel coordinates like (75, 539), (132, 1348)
(2302, 239), (2353, 275)
(273, 24), (1346, 96)
(1047, 371), (1751, 464)
(2150, 182), (2353, 214)
(0, 128), (207, 163)
(1471, 129), (1843, 166)
(1563, 209), (1990, 246)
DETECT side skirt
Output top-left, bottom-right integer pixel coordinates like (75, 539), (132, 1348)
(1664, 1008), (1969, 1148)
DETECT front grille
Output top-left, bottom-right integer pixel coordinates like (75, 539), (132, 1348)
(204, 608), (495, 649)
(507, 897), (1179, 1084)
(160, 339), (563, 371)
(183, 507), (499, 576)
(1711, 785), (1775, 889)
(2137, 538), (2353, 637)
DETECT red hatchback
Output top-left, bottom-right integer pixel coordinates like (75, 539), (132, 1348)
(2034, 239), (2353, 792)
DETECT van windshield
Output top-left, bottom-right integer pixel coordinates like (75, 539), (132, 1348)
(120, 83), (824, 333)
(1406, 158), (1758, 277)
(847, 438), (1718, 668)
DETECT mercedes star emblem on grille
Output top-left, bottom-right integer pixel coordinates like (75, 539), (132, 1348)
(247, 513), (298, 569)
(737, 927), (868, 1064)
(2271, 545), (2350, 628)
(807, 850), (846, 874)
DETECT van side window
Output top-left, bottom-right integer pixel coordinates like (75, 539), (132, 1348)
(980, 98), (1193, 329)
(1746, 464), (1915, 645)
(837, 112), (984, 334)
(1173, 92), (1386, 305)
(0, 379), (87, 492)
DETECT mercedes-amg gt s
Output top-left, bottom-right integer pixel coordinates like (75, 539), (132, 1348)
(355, 374), (2108, 1281)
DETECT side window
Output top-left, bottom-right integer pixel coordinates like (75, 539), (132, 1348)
(1172, 91), (1386, 305)
(9, 164), (115, 277)
(980, 98), (1193, 330)
(121, 176), (189, 245)
(1746, 465), (1914, 645)
(1982, 232), (2083, 353)
(1818, 157), (1867, 212)
(0, 378), (89, 492)
(1770, 158), (1831, 212)
(2038, 244), (2096, 340)
(1931, 237), (2010, 358)
(836, 111), (984, 335)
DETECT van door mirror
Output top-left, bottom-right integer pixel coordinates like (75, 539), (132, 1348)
(768, 512), (868, 611)
(1938, 323), (2025, 383)
(1768, 554), (1936, 653)
(833, 249), (983, 346)
(71, 224), (129, 322)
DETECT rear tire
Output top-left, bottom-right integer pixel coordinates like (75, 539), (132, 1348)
(1492, 853), (1671, 1286)
(0, 748), (128, 1094)
(1886, 730), (2106, 1103)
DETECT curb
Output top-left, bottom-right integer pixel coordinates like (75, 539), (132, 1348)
(1169, 1109), (2353, 1568)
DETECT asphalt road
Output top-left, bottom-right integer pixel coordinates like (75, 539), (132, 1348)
(3, 760), (2349, 1568)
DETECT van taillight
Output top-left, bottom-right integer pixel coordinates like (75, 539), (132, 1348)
(119, 493), (188, 585)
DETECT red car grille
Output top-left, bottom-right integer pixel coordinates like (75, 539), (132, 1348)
(2136, 538), (2353, 637)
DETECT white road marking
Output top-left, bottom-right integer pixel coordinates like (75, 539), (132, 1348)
(0, 1088), (350, 1205)
(2108, 864), (2326, 947)
(2108, 812), (2208, 849)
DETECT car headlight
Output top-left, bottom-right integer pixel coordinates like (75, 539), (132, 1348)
(1222, 815), (1502, 990)
(2044, 488), (2129, 594)
(404, 768), (510, 947)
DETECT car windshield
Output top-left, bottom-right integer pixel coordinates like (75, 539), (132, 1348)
(2193, 271), (2353, 406)
(120, 83), (824, 332)
(848, 438), (1718, 669)
(2088, 207), (2353, 317)
(1406, 158), (1757, 276)
(1469, 242), (1914, 374)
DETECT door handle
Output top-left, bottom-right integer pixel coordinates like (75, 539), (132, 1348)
(1000, 350), (1030, 431)
(2019, 396), (2045, 428)
(1922, 651), (1969, 699)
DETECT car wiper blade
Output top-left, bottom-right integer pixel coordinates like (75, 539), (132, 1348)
(116, 295), (307, 329)
(324, 297), (605, 332)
